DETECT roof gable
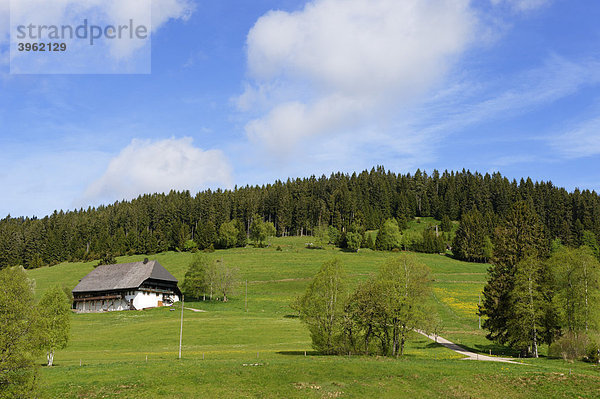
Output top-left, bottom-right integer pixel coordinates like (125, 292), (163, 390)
(72, 260), (178, 293)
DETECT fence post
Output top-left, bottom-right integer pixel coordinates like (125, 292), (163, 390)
(179, 295), (184, 359)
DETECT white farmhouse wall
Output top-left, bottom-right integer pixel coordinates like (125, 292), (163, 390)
(132, 290), (158, 309)
(132, 290), (180, 310)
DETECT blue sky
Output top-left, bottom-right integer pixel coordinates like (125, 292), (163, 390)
(0, 0), (599, 217)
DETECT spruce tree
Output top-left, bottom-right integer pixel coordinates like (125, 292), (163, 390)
(197, 221), (217, 250)
(480, 201), (547, 348)
(0, 168), (599, 268)
(235, 219), (248, 247)
(440, 215), (452, 232)
(452, 209), (486, 262)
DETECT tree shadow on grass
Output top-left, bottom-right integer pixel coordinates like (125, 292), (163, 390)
(424, 340), (520, 357)
(458, 343), (519, 357)
(338, 248), (359, 253)
(276, 350), (320, 356)
(424, 342), (445, 349)
(443, 252), (458, 260)
(415, 334), (520, 357)
(276, 351), (421, 360)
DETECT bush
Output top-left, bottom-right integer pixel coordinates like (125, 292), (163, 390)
(585, 333), (600, 363)
(184, 239), (198, 252)
(548, 332), (594, 361)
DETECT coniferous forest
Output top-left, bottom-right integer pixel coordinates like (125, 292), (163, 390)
(0, 166), (599, 270)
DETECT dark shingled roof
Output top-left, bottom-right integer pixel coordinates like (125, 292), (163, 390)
(72, 260), (178, 293)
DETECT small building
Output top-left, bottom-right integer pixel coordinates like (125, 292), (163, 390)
(72, 259), (181, 313)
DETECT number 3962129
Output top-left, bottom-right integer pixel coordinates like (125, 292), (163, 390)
(17, 43), (66, 52)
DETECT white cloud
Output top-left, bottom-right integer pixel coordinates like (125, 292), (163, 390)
(81, 137), (232, 204)
(550, 116), (600, 159)
(151, 0), (194, 29)
(412, 56), (600, 138)
(1, 0), (194, 61)
(240, 0), (476, 156)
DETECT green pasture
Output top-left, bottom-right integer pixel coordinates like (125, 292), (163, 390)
(26, 236), (600, 398)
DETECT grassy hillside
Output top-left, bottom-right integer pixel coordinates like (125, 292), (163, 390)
(27, 236), (600, 398)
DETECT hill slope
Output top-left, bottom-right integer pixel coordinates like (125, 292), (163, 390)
(27, 237), (600, 398)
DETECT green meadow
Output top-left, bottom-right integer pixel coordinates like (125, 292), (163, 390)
(27, 236), (600, 398)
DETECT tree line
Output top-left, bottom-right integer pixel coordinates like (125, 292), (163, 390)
(1, 167), (599, 269)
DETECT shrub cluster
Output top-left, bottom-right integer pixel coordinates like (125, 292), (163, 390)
(292, 255), (433, 356)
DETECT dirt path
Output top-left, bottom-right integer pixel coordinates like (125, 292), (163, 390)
(184, 307), (207, 313)
(416, 330), (521, 364)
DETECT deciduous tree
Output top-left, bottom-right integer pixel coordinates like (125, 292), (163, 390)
(345, 232), (362, 252)
(378, 254), (432, 356)
(218, 220), (239, 249)
(182, 254), (210, 300)
(38, 285), (71, 367)
(0, 267), (42, 397)
(507, 257), (557, 357)
(550, 247), (600, 333)
(375, 219), (402, 251)
(293, 259), (347, 354)
(215, 260), (238, 302)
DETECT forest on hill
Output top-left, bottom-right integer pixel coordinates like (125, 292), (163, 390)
(0, 166), (599, 269)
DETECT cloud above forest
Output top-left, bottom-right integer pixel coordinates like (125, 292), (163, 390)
(81, 137), (232, 204)
(238, 0), (477, 161)
(550, 116), (600, 159)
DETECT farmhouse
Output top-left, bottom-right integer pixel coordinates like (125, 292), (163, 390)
(72, 259), (181, 313)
